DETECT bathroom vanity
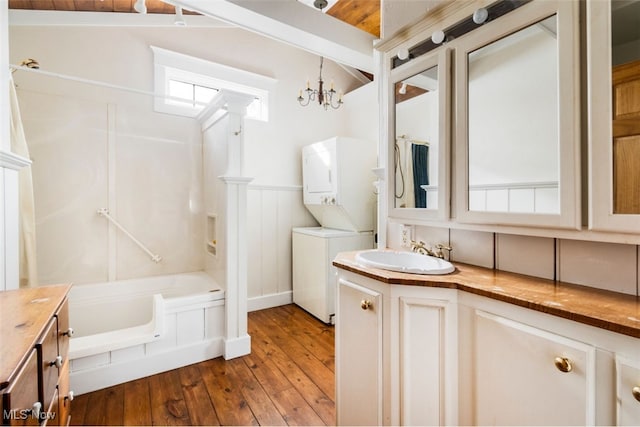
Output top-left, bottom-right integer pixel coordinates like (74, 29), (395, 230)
(1, 285), (73, 426)
(334, 252), (640, 426)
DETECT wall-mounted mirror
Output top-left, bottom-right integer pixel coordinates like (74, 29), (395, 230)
(389, 49), (450, 221)
(589, 0), (640, 232)
(455, 0), (580, 228)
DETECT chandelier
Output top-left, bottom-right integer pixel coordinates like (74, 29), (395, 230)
(297, 56), (344, 110)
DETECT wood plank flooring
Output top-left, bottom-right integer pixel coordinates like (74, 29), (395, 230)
(70, 304), (335, 426)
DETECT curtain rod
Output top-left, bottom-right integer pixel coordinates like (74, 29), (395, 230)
(10, 63), (158, 97)
(396, 134), (430, 146)
(10, 64), (213, 107)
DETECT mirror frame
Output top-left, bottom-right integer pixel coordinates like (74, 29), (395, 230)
(388, 49), (451, 222)
(587, 0), (640, 232)
(454, 0), (580, 229)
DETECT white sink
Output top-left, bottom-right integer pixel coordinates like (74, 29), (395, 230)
(355, 250), (455, 275)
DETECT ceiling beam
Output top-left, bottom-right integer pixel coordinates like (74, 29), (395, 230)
(163, 0), (376, 73)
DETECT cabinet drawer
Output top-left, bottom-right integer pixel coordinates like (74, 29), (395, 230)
(36, 318), (59, 414)
(56, 361), (71, 427)
(55, 299), (70, 361)
(2, 349), (40, 426)
(474, 310), (596, 426)
(617, 357), (640, 426)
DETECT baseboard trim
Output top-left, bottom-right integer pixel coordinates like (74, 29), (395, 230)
(248, 291), (292, 312)
(224, 334), (251, 360)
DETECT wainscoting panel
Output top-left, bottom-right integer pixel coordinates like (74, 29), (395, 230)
(247, 185), (318, 311)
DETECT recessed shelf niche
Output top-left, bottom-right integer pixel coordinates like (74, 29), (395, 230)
(207, 214), (217, 256)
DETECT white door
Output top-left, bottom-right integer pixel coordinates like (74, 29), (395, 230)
(336, 278), (383, 426)
(399, 296), (452, 426)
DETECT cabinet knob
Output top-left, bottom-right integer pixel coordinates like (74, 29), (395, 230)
(63, 327), (74, 337)
(50, 355), (63, 368)
(360, 300), (372, 310)
(632, 386), (640, 403)
(554, 356), (572, 373)
(65, 391), (75, 402)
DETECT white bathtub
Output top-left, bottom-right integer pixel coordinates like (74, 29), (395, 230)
(68, 272), (226, 394)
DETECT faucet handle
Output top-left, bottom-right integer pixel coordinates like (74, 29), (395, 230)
(435, 243), (453, 259)
(410, 240), (429, 254)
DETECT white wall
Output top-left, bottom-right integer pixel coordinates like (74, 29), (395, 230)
(9, 21), (371, 291)
(16, 85), (203, 285)
(246, 83), (378, 307)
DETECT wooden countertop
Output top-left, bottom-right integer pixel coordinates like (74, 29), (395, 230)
(0, 284), (71, 389)
(333, 251), (640, 339)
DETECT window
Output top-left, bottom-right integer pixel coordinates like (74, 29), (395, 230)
(152, 46), (274, 121)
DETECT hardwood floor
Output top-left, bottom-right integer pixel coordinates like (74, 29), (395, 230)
(70, 304), (336, 426)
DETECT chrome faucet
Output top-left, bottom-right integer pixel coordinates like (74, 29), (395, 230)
(410, 240), (452, 259)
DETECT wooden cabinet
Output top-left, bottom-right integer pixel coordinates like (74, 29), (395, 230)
(612, 60), (640, 214)
(2, 350), (40, 426)
(473, 310), (595, 426)
(588, 0), (640, 231)
(1, 285), (72, 426)
(336, 277), (384, 426)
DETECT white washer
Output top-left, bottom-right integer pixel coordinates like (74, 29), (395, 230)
(292, 227), (373, 324)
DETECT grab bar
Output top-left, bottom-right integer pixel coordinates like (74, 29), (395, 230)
(97, 208), (162, 263)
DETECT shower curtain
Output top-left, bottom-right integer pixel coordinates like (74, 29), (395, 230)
(9, 76), (38, 287)
(412, 144), (429, 209)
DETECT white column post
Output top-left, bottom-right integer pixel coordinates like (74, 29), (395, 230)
(217, 90), (255, 359)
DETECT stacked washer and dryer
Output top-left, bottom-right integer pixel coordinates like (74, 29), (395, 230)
(292, 137), (377, 324)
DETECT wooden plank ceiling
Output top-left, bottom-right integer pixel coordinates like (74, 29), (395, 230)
(8, 0), (381, 37)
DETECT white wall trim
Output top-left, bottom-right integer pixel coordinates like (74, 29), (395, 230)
(248, 291), (293, 312)
(223, 334), (251, 360)
(8, 9), (233, 27)
(0, 150), (30, 170)
(248, 184), (302, 192)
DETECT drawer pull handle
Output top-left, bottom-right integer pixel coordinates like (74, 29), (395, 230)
(50, 355), (63, 368)
(63, 327), (74, 337)
(632, 386), (640, 403)
(360, 300), (372, 310)
(65, 391), (75, 402)
(554, 356), (572, 373)
(30, 401), (42, 419)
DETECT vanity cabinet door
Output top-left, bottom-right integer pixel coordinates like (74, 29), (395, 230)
(396, 294), (457, 426)
(474, 310), (595, 426)
(616, 356), (640, 425)
(336, 278), (383, 426)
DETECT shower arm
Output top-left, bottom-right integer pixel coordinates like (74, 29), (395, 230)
(97, 208), (162, 263)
